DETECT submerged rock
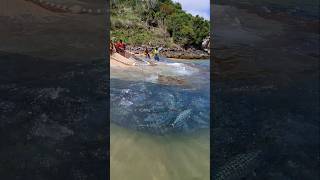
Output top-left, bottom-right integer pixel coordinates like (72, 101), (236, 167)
(157, 75), (187, 86)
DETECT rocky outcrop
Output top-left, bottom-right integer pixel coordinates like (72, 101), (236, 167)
(157, 75), (187, 86)
(161, 48), (210, 59)
(127, 46), (210, 59)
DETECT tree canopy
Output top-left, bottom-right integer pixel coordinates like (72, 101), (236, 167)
(111, 0), (210, 48)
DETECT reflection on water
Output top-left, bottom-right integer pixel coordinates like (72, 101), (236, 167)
(110, 58), (210, 179)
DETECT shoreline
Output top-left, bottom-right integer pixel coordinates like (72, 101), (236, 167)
(132, 54), (209, 61)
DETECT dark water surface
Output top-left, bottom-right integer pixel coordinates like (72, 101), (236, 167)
(212, 1), (319, 179)
(0, 53), (108, 179)
(218, 0), (319, 20)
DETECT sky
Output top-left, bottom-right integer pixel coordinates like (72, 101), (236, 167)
(172, 0), (210, 20)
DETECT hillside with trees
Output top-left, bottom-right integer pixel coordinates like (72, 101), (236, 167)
(110, 0), (210, 49)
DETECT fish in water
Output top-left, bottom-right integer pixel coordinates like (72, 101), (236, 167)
(214, 150), (262, 180)
(171, 109), (192, 128)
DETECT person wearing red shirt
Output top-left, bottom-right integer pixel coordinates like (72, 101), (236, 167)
(115, 39), (126, 56)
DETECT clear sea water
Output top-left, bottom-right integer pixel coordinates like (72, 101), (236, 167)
(110, 58), (210, 180)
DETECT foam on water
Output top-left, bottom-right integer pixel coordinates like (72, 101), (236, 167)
(161, 62), (196, 76)
(144, 74), (158, 83)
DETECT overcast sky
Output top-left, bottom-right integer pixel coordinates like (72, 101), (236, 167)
(172, 0), (210, 20)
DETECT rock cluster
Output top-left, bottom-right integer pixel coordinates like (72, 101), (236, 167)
(161, 47), (210, 59)
(127, 46), (210, 59)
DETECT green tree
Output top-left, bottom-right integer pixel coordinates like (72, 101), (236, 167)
(191, 15), (210, 48)
(111, 0), (210, 48)
(167, 12), (194, 47)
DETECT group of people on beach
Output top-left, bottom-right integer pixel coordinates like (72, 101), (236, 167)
(110, 39), (160, 61)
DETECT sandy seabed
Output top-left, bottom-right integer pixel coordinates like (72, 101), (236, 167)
(110, 124), (210, 180)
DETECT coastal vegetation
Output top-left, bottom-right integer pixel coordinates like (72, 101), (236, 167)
(110, 0), (210, 49)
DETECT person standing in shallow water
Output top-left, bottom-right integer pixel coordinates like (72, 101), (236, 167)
(152, 47), (160, 61)
(144, 47), (150, 59)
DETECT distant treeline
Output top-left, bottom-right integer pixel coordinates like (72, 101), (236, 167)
(111, 0), (210, 49)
